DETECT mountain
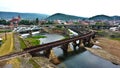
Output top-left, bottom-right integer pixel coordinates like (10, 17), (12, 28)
(112, 16), (120, 20)
(89, 15), (113, 20)
(0, 11), (48, 20)
(46, 13), (86, 21)
(89, 15), (120, 21)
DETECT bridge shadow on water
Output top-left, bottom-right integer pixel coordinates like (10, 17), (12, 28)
(31, 47), (88, 65)
(57, 47), (86, 63)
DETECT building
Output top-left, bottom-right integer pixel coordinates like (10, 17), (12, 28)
(9, 15), (21, 29)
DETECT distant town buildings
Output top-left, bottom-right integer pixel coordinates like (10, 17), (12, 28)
(9, 15), (21, 29)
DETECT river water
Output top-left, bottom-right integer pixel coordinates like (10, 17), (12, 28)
(39, 33), (120, 68)
(21, 32), (120, 68)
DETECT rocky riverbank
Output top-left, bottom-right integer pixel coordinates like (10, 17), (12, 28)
(86, 37), (120, 65)
(86, 47), (120, 65)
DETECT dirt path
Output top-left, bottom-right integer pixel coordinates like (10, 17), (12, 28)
(14, 34), (21, 51)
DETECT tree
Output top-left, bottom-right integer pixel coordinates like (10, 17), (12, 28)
(0, 20), (10, 25)
(19, 20), (30, 25)
(35, 18), (39, 25)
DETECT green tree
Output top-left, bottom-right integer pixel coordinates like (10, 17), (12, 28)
(19, 20), (30, 25)
(35, 18), (39, 25)
(0, 20), (10, 25)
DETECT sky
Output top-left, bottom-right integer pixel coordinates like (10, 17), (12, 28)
(0, 0), (120, 17)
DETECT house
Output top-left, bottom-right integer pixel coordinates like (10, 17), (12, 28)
(9, 15), (21, 29)
(109, 27), (118, 31)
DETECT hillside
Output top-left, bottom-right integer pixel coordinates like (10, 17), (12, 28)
(112, 16), (120, 20)
(89, 15), (120, 21)
(0, 11), (48, 20)
(46, 13), (85, 21)
(1, 11), (120, 21)
(89, 15), (112, 20)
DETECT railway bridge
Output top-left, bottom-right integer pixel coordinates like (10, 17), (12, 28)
(0, 31), (95, 61)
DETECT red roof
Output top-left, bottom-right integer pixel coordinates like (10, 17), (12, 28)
(9, 16), (21, 22)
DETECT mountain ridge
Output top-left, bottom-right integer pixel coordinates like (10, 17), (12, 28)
(0, 11), (48, 20)
(1, 11), (120, 21)
(46, 13), (86, 21)
(46, 13), (120, 21)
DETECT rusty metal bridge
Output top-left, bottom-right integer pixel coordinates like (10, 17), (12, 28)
(0, 31), (95, 61)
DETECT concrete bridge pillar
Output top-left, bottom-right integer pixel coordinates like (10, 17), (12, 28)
(61, 43), (69, 55)
(67, 44), (72, 52)
(85, 37), (91, 47)
(83, 38), (87, 47)
(49, 49), (60, 64)
(43, 49), (60, 64)
(44, 48), (52, 58)
(78, 39), (86, 51)
(79, 40), (84, 47)
(72, 41), (78, 51)
(90, 37), (95, 44)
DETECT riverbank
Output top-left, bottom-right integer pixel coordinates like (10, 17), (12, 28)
(86, 37), (120, 65)
(19, 34), (57, 68)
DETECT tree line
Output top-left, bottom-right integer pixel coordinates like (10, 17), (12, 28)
(0, 18), (39, 25)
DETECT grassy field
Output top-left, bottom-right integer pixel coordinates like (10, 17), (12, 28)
(30, 35), (46, 39)
(0, 32), (20, 68)
(25, 35), (46, 46)
(25, 38), (40, 46)
(19, 37), (27, 49)
(0, 30), (12, 33)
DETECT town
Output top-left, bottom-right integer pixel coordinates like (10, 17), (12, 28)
(0, 0), (120, 68)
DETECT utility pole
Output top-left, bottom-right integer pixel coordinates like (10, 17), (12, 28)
(5, 30), (7, 40)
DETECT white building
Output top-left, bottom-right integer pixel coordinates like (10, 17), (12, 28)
(109, 27), (118, 31)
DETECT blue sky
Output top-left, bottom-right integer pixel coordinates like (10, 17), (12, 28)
(0, 0), (120, 17)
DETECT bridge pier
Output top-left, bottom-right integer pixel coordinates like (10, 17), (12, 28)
(61, 43), (69, 56)
(49, 49), (60, 64)
(78, 40), (85, 50)
(82, 38), (87, 47)
(44, 48), (52, 58)
(90, 37), (95, 45)
(72, 41), (78, 52)
(43, 49), (60, 64)
(85, 37), (91, 47)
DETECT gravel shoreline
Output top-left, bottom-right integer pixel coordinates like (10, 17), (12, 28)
(86, 47), (120, 65)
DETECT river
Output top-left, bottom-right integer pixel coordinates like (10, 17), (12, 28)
(21, 32), (120, 68)
(39, 33), (120, 68)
